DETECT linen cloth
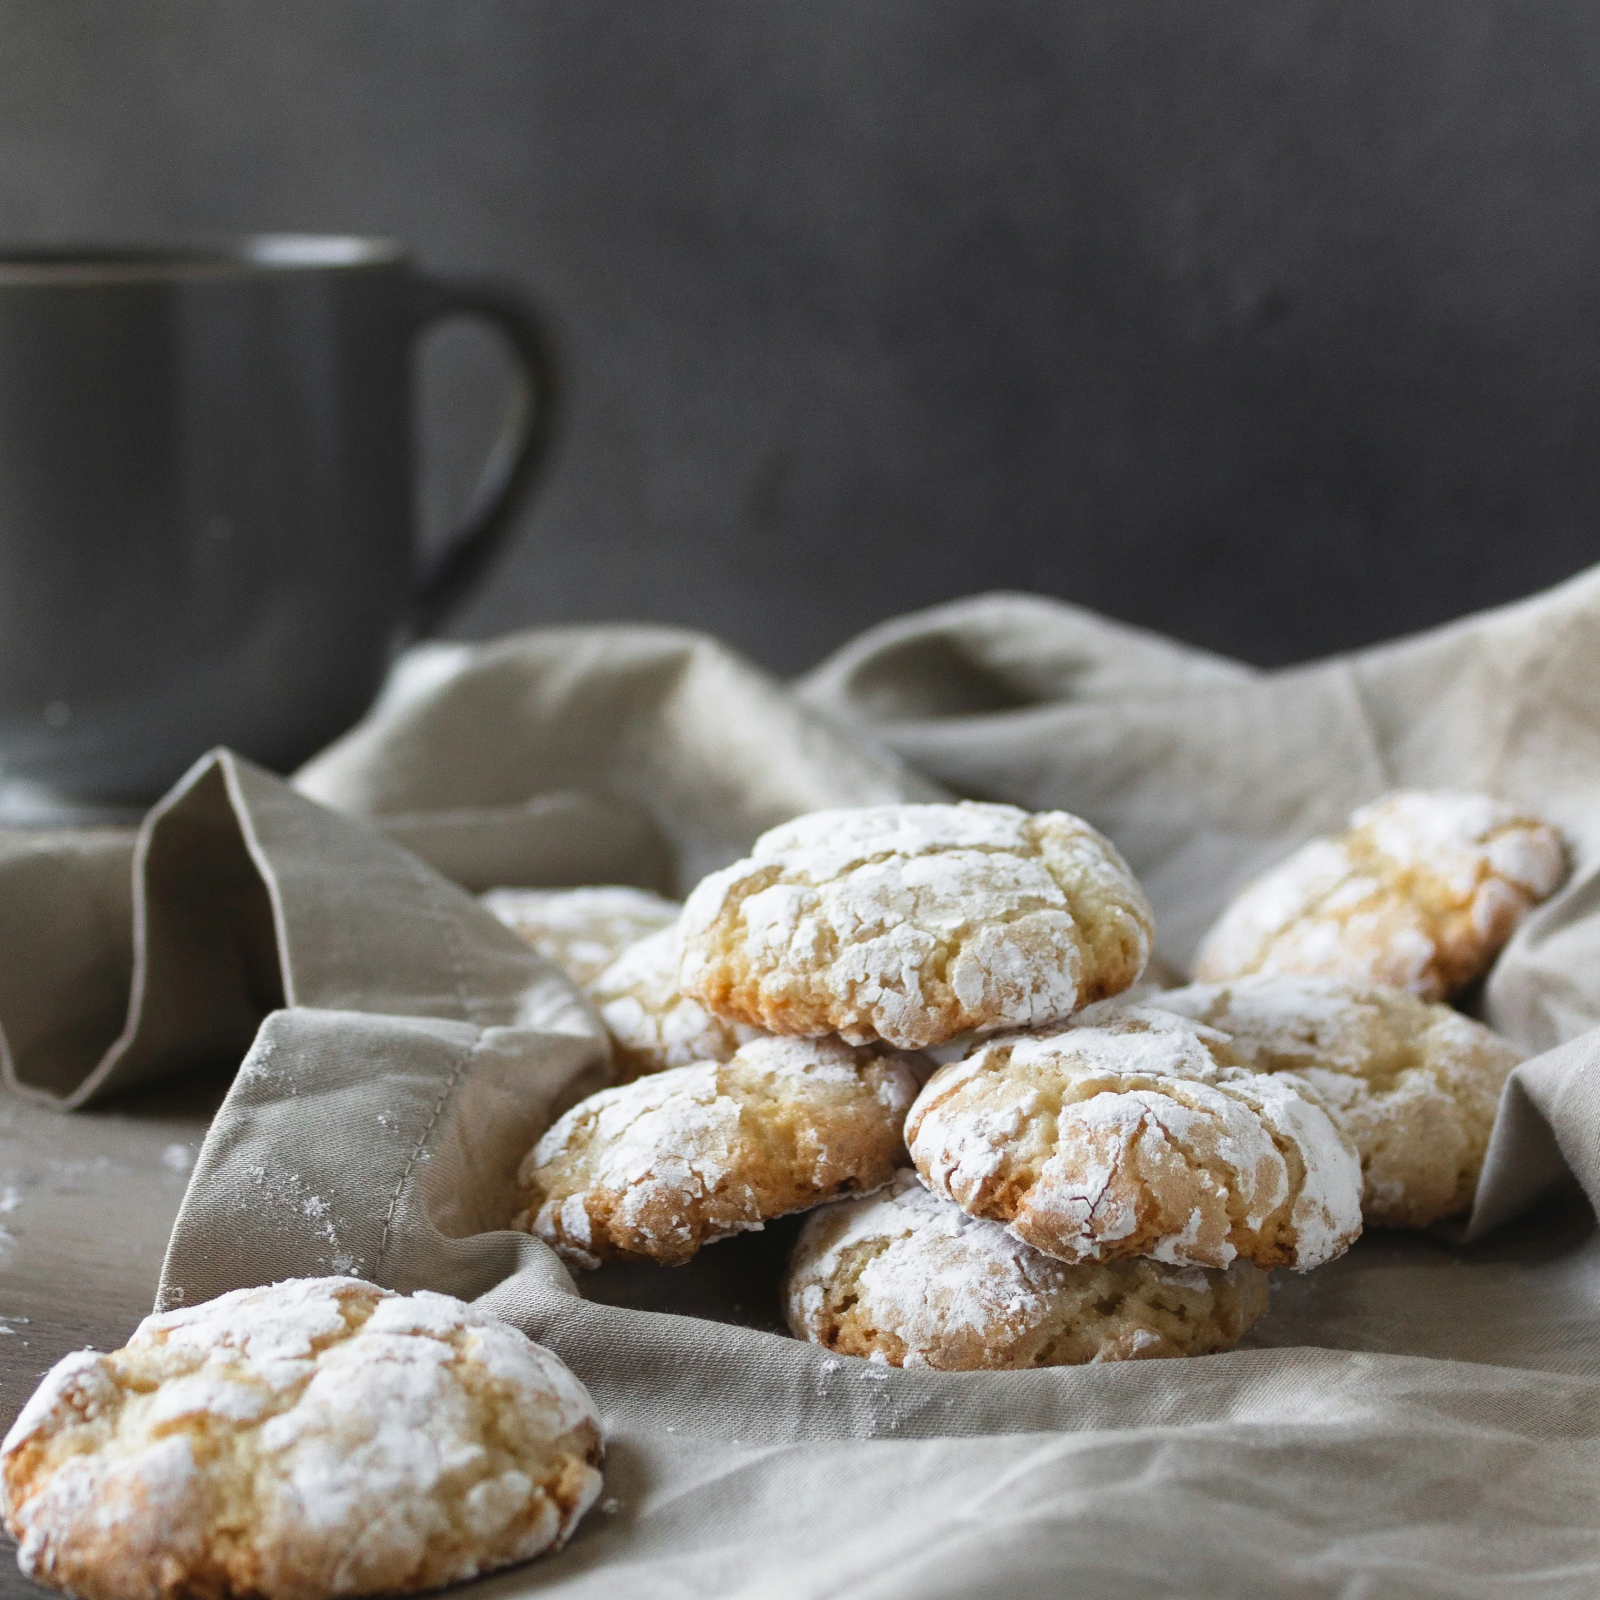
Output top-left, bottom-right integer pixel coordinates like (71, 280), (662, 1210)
(7, 580), (1600, 1597)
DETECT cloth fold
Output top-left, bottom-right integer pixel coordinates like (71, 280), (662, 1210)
(8, 585), (1600, 1596)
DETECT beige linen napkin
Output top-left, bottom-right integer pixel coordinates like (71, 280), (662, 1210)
(6, 591), (1600, 1596)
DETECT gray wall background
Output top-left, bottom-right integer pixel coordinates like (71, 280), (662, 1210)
(3, 1), (1599, 674)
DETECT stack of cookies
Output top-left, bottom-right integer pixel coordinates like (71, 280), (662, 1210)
(494, 790), (1565, 1371)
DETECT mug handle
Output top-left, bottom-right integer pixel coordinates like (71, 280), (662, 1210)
(407, 275), (558, 635)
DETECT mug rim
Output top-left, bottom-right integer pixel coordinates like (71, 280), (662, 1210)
(0, 234), (406, 284)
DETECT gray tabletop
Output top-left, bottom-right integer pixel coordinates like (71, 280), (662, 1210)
(0, 1074), (228, 1598)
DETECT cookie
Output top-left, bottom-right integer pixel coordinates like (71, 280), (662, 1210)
(679, 802), (1153, 1051)
(590, 926), (765, 1080)
(906, 1002), (1362, 1271)
(1149, 974), (1523, 1227)
(1193, 791), (1567, 1001)
(785, 1170), (1270, 1369)
(0, 1278), (602, 1600)
(480, 885), (680, 989)
(518, 1035), (917, 1268)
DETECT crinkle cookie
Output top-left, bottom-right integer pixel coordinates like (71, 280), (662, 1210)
(0, 1278), (602, 1600)
(479, 885), (680, 989)
(785, 1170), (1270, 1370)
(906, 1003), (1362, 1271)
(1193, 791), (1567, 1001)
(1149, 974), (1523, 1227)
(679, 802), (1153, 1051)
(591, 926), (765, 1080)
(518, 1035), (918, 1268)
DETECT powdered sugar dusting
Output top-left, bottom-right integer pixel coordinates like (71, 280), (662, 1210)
(1350, 791), (1559, 897)
(680, 802), (1152, 1050)
(1194, 790), (1567, 1000)
(481, 886), (680, 990)
(907, 1003), (1362, 1272)
(1, 1279), (603, 1598)
(1148, 973), (1524, 1227)
(797, 1173), (1067, 1352)
(748, 804), (1037, 883)
(521, 1035), (917, 1267)
(785, 1170), (1270, 1369)
(528, 1062), (747, 1267)
(592, 926), (764, 1076)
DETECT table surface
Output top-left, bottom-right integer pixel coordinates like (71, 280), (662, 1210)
(0, 1071), (229, 1598)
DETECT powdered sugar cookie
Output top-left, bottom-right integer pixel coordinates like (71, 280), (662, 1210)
(906, 1002), (1362, 1271)
(480, 885), (680, 989)
(1150, 973), (1523, 1227)
(679, 802), (1153, 1051)
(785, 1170), (1270, 1369)
(590, 926), (765, 1080)
(1, 1278), (602, 1600)
(518, 1035), (918, 1268)
(1193, 791), (1567, 1001)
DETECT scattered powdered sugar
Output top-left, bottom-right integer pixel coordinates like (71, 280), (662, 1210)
(239, 1034), (303, 1101)
(240, 1166), (359, 1278)
(45, 1156), (124, 1189)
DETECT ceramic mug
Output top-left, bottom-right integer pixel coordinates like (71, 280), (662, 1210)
(0, 234), (554, 822)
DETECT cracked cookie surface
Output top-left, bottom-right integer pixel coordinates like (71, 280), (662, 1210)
(591, 926), (765, 1080)
(0, 1278), (602, 1600)
(1193, 791), (1567, 1001)
(1150, 974), (1523, 1227)
(785, 1170), (1270, 1369)
(679, 802), (1153, 1050)
(480, 885), (680, 989)
(906, 1002), (1362, 1271)
(518, 1035), (917, 1267)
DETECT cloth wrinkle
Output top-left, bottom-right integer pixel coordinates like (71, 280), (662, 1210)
(1327, 656), (1395, 793)
(221, 755), (298, 1008)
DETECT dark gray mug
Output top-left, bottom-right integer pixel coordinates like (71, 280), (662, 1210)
(0, 235), (554, 823)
